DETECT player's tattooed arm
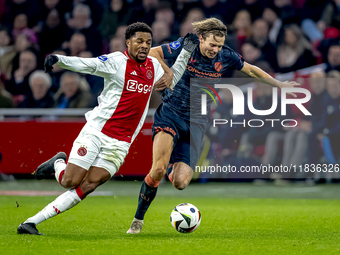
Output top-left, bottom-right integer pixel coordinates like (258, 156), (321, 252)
(149, 47), (174, 91)
(240, 62), (300, 97)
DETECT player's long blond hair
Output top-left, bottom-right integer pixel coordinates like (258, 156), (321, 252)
(192, 18), (227, 40)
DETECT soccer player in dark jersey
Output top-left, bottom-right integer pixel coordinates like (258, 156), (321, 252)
(127, 18), (299, 233)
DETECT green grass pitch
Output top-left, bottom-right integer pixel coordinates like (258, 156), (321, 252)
(0, 181), (339, 255)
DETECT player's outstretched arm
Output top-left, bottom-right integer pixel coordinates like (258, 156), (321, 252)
(240, 62), (300, 97)
(44, 54), (114, 78)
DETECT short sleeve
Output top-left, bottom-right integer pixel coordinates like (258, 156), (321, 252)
(152, 58), (165, 83)
(161, 37), (185, 60)
(222, 47), (245, 71)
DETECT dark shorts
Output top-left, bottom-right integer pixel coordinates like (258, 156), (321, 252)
(152, 103), (206, 170)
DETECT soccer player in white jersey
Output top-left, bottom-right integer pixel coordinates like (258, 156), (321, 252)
(17, 22), (199, 235)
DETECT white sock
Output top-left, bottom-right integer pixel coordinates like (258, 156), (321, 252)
(24, 189), (82, 225)
(54, 159), (66, 184)
(133, 218), (143, 223)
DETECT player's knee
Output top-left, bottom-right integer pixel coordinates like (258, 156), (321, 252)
(61, 177), (80, 189)
(173, 179), (189, 190)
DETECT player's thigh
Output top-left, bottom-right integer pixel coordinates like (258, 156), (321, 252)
(79, 166), (111, 195)
(65, 124), (102, 186)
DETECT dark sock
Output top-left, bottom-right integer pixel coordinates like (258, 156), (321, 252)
(134, 179), (158, 220)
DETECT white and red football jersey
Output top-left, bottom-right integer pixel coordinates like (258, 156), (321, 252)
(56, 49), (164, 143)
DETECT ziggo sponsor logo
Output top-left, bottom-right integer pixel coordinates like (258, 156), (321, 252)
(126, 80), (152, 94)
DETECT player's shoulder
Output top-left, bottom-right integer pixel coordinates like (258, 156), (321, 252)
(96, 51), (125, 63)
(107, 51), (126, 60)
(221, 44), (239, 55)
(220, 44), (242, 59)
(147, 56), (160, 65)
(147, 56), (163, 73)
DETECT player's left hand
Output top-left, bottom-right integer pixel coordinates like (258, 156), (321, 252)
(278, 80), (300, 97)
(154, 72), (174, 91)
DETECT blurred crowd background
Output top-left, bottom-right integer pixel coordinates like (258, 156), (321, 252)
(1, 0), (340, 182)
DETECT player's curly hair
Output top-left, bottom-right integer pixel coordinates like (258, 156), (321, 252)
(192, 18), (227, 40)
(125, 22), (153, 40)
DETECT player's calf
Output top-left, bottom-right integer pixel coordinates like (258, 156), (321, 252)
(150, 164), (167, 181)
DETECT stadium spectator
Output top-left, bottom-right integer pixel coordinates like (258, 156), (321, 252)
(241, 0), (267, 21)
(64, 32), (87, 57)
(98, 0), (132, 41)
(5, 49), (37, 97)
(54, 72), (91, 108)
(300, 0), (329, 43)
(276, 24), (316, 73)
(155, 3), (179, 38)
(230, 10), (252, 50)
(18, 70), (54, 108)
(325, 44), (340, 72)
(0, 27), (16, 88)
(181, 7), (205, 25)
(272, 0), (299, 25)
(12, 13), (38, 45)
(2, 0), (40, 28)
(114, 25), (128, 38)
(0, 85), (13, 108)
(238, 82), (291, 169)
(129, 0), (159, 26)
(316, 70), (340, 162)
(249, 19), (278, 71)
(282, 69), (326, 171)
(198, 0), (227, 23)
(307, 70), (329, 165)
(178, 8), (205, 37)
(38, 9), (67, 56)
(151, 21), (171, 46)
(64, 3), (102, 56)
(241, 41), (262, 64)
(318, 0), (340, 35)
(262, 7), (283, 45)
(109, 37), (126, 53)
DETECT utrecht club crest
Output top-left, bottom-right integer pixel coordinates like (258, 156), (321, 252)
(214, 62), (223, 72)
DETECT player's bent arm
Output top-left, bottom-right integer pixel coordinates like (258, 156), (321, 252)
(55, 54), (115, 78)
(149, 47), (173, 89)
(240, 62), (300, 95)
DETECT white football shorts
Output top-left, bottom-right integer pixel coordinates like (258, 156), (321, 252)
(68, 123), (130, 177)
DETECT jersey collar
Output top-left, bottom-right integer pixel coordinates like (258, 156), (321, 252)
(124, 49), (150, 66)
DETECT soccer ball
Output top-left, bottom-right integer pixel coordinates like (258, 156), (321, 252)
(170, 203), (201, 233)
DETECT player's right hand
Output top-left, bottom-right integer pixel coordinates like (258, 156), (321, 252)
(44, 55), (59, 73)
